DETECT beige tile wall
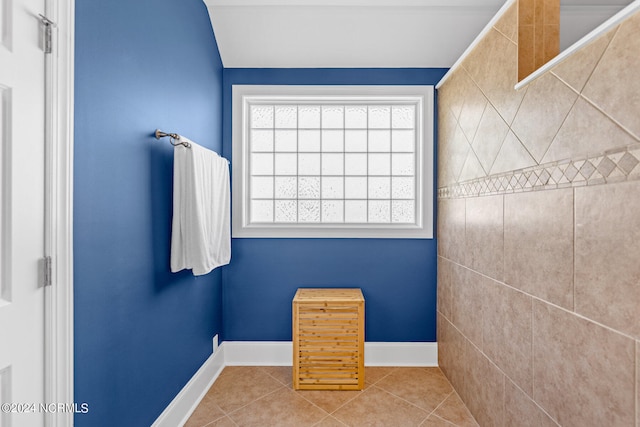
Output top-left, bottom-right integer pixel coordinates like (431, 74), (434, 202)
(437, 3), (640, 426)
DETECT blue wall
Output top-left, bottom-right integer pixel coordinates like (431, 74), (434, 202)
(74, 0), (223, 425)
(222, 68), (446, 342)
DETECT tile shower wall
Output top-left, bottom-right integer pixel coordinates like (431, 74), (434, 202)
(437, 3), (640, 427)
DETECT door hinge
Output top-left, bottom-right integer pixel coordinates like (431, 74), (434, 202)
(38, 14), (56, 54)
(41, 256), (53, 287)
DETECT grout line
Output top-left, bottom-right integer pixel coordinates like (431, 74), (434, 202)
(485, 127), (511, 177)
(295, 386), (359, 417)
(222, 383), (287, 418)
(424, 390), (454, 420)
(312, 415), (349, 427)
(571, 187), (578, 313)
(577, 92), (640, 145)
(258, 366), (291, 387)
(293, 393), (333, 419)
(635, 340), (638, 427)
(200, 412), (231, 427)
(441, 254), (640, 342)
(504, 376), (561, 427)
(367, 366), (397, 386)
(569, 23), (621, 95)
(531, 295), (535, 404)
(368, 384), (432, 420)
(537, 79), (581, 164)
(424, 413), (459, 427)
(492, 25), (517, 47)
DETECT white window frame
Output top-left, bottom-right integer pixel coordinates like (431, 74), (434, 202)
(231, 85), (434, 239)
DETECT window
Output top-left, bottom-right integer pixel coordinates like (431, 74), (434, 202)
(232, 85), (433, 238)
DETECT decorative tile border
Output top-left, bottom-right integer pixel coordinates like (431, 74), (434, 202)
(438, 144), (640, 199)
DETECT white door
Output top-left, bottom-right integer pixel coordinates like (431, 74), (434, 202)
(0, 0), (47, 424)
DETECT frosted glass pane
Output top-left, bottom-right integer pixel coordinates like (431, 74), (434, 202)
(345, 130), (367, 152)
(298, 177), (320, 199)
(275, 177), (297, 198)
(392, 200), (415, 223)
(275, 105), (297, 128)
(392, 177), (414, 199)
(321, 153), (344, 175)
(369, 130), (391, 152)
(345, 106), (367, 128)
(392, 130), (415, 152)
(392, 105), (415, 128)
(251, 105), (273, 128)
(251, 176), (274, 198)
(322, 201), (344, 223)
(368, 153), (390, 175)
(298, 153), (320, 175)
(392, 154), (414, 176)
(251, 153), (273, 175)
(299, 106), (321, 128)
(345, 200), (367, 223)
(322, 106), (344, 128)
(322, 130), (343, 152)
(368, 177), (390, 199)
(275, 200), (297, 223)
(345, 177), (367, 199)
(299, 201), (320, 223)
(299, 130), (320, 152)
(322, 177), (344, 199)
(344, 153), (367, 175)
(368, 200), (390, 223)
(275, 153), (297, 175)
(368, 106), (390, 129)
(251, 130), (273, 152)
(250, 200), (273, 222)
(275, 130), (297, 151)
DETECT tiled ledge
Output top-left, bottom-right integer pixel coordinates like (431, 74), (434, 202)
(438, 143), (640, 199)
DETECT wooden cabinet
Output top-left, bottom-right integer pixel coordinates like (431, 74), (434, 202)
(292, 288), (365, 390)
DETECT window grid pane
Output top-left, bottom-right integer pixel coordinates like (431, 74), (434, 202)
(248, 102), (417, 225)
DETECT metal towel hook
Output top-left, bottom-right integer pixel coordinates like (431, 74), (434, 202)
(155, 129), (191, 148)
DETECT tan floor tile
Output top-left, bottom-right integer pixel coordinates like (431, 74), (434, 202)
(313, 415), (349, 427)
(420, 414), (457, 427)
(333, 386), (429, 426)
(202, 416), (237, 427)
(432, 392), (478, 427)
(261, 366), (292, 386)
(206, 366), (284, 413)
(184, 398), (225, 427)
(376, 367), (453, 413)
(364, 366), (396, 386)
(188, 366), (476, 427)
(228, 387), (327, 427)
(296, 389), (361, 413)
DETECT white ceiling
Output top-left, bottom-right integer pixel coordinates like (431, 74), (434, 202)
(204, 0), (633, 69)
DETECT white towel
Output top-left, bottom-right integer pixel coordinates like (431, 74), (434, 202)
(171, 140), (230, 276)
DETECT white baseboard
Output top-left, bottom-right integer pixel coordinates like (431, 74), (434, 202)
(365, 342), (438, 366)
(223, 341), (438, 367)
(152, 340), (437, 426)
(151, 346), (226, 427)
(224, 341), (293, 366)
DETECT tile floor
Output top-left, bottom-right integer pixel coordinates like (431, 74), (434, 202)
(185, 366), (478, 427)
